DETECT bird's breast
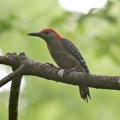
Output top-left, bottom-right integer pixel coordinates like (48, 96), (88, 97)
(48, 46), (81, 69)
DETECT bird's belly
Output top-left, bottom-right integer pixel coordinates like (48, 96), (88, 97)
(50, 50), (80, 69)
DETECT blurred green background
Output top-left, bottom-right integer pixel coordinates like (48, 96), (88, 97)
(0, 0), (120, 120)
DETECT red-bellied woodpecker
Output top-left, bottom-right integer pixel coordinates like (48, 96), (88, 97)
(28, 28), (91, 102)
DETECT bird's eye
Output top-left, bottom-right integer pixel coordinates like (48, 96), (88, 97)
(44, 31), (49, 35)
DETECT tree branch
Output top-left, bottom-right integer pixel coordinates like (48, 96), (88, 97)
(0, 52), (120, 120)
(9, 74), (22, 120)
(0, 53), (26, 120)
(0, 52), (120, 90)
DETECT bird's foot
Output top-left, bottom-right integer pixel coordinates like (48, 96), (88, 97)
(58, 67), (78, 77)
(64, 67), (78, 74)
(45, 63), (57, 68)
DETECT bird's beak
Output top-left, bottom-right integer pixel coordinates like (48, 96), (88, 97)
(28, 32), (40, 37)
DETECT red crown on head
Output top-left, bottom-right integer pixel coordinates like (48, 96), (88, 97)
(40, 28), (56, 33)
(40, 28), (62, 40)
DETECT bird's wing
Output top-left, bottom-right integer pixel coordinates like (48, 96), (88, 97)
(61, 39), (89, 73)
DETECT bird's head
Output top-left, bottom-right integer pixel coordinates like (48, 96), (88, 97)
(28, 28), (62, 43)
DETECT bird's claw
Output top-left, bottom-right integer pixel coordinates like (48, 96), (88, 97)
(46, 63), (54, 66)
(57, 67), (78, 77)
(64, 67), (78, 75)
(45, 63), (57, 68)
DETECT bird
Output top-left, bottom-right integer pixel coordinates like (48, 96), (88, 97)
(28, 28), (91, 102)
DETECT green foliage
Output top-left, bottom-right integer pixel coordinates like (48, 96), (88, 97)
(0, 0), (120, 120)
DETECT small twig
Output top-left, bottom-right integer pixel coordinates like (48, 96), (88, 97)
(0, 65), (24, 87)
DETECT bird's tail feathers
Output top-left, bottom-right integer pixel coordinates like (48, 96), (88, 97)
(79, 85), (91, 102)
